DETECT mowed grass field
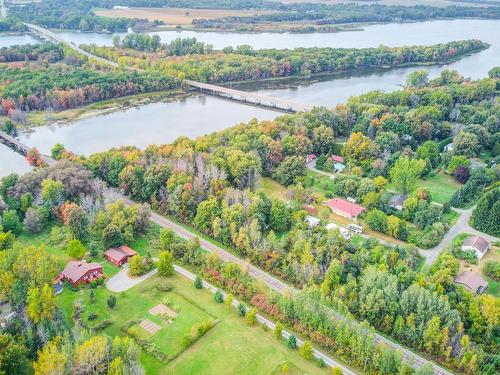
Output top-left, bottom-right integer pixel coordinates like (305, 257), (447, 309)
(94, 7), (275, 25)
(57, 274), (327, 375)
(417, 172), (462, 204)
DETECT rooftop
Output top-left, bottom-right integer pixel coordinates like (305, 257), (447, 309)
(325, 198), (366, 217)
(454, 271), (488, 293)
(462, 236), (490, 253)
(60, 261), (102, 282)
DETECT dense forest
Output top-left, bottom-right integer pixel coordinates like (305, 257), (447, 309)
(83, 39), (487, 82)
(0, 43), (64, 63)
(0, 66), (179, 112)
(0, 44), (179, 114)
(37, 69), (498, 373)
(0, 162), (148, 374)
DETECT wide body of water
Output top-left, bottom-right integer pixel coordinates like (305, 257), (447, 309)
(1, 19), (499, 176)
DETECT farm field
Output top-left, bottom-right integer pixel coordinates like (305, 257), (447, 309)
(94, 7), (275, 25)
(56, 273), (327, 375)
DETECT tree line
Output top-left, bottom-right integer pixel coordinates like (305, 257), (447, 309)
(42, 70), (497, 372)
(83, 39), (488, 82)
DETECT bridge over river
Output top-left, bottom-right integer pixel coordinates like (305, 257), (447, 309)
(24, 23), (315, 113)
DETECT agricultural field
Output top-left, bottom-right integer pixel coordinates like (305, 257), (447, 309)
(56, 273), (327, 375)
(94, 7), (275, 25)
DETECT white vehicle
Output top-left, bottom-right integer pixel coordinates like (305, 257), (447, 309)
(346, 223), (363, 234)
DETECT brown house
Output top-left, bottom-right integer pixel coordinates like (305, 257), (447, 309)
(454, 271), (488, 294)
(104, 245), (138, 266)
(325, 198), (366, 220)
(57, 261), (103, 287)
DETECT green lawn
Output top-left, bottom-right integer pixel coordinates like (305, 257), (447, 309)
(17, 223), (161, 278)
(57, 274), (327, 375)
(417, 172), (461, 204)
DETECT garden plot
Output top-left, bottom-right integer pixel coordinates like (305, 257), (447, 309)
(139, 318), (162, 335)
(149, 303), (177, 324)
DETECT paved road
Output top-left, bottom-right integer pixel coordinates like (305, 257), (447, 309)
(106, 264), (158, 292)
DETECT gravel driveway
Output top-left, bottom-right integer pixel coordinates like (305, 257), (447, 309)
(106, 264), (158, 292)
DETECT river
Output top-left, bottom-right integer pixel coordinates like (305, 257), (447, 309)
(0, 19), (499, 176)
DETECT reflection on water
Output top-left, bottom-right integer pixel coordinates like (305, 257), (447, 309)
(18, 95), (278, 156)
(0, 144), (31, 177)
(1, 19), (499, 177)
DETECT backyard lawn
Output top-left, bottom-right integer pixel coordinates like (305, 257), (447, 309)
(416, 172), (461, 204)
(56, 274), (327, 375)
(462, 246), (500, 298)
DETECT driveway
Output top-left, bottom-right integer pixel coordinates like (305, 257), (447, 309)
(421, 207), (499, 265)
(106, 264), (158, 292)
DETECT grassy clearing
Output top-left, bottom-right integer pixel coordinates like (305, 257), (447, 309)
(417, 172), (461, 204)
(56, 273), (327, 374)
(16, 223), (161, 278)
(94, 7), (274, 25)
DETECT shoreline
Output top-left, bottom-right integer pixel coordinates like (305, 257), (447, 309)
(15, 44), (488, 132)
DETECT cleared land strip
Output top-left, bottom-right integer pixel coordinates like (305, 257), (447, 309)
(173, 264), (358, 375)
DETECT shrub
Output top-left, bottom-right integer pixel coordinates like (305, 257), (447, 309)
(214, 290), (224, 303)
(89, 280), (97, 289)
(237, 303), (246, 317)
(299, 340), (314, 360)
(157, 250), (174, 277)
(287, 335), (297, 349)
(89, 289), (95, 304)
(1, 209), (22, 235)
(107, 295), (117, 308)
(156, 280), (173, 292)
(332, 368), (343, 375)
(224, 293), (234, 307)
(194, 275), (203, 289)
(97, 277), (104, 285)
(88, 313), (98, 321)
(93, 319), (112, 331)
(484, 261), (500, 281)
(67, 239), (86, 259)
(274, 322), (284, 339)
(245, 308), (257, 325)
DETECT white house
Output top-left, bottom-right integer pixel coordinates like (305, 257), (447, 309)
(305, 215), (320, 228)
(462, 236), (491, 260)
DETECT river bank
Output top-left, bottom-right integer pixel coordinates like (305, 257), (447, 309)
(15, 89), (188, 130)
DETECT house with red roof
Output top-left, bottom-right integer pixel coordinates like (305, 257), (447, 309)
(331, 155), (344, 164)
(325, 198), (366, 220)
(104, 245), (138, 266)
(57, 261), (103, 287)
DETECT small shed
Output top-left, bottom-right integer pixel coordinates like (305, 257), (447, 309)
(454, 271), (488, 294)
(389, 194), (407, 211)
(462, 236), (491, 260)
(305, 215), (320, 228)
(305, 154), (317, 168)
